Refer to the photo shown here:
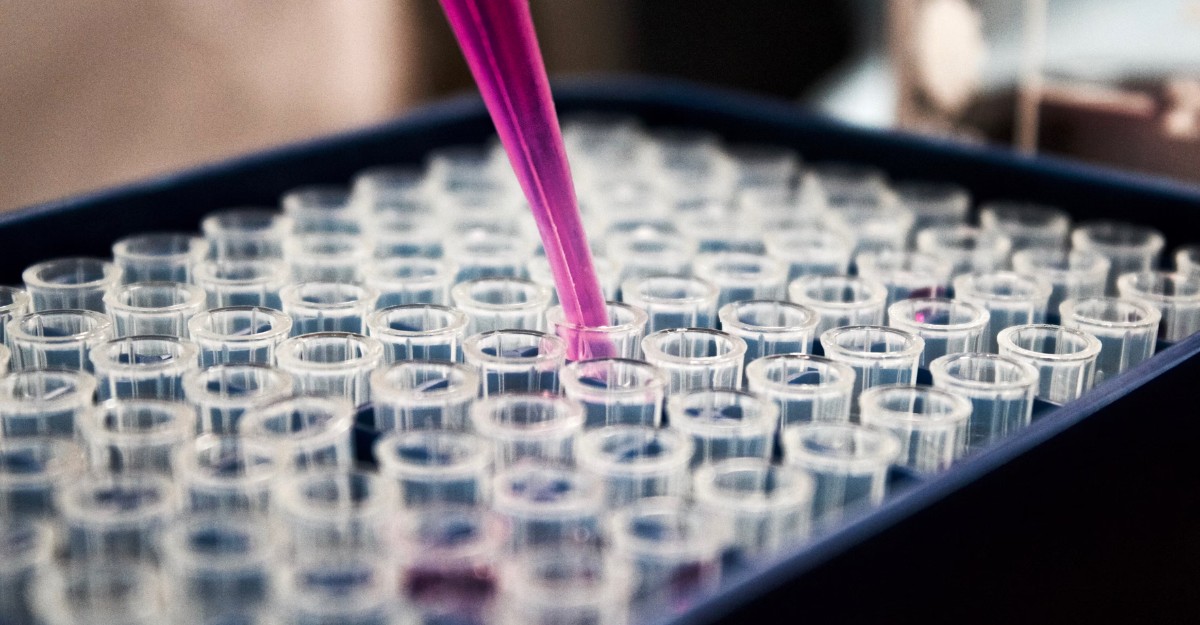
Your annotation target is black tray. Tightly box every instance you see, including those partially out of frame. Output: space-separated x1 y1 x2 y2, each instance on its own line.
8 77 1200 624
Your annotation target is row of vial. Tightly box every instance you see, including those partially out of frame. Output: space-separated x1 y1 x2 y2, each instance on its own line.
2 121 1200 625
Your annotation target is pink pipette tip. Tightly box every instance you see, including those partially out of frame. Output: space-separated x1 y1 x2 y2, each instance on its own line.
439 0 613 360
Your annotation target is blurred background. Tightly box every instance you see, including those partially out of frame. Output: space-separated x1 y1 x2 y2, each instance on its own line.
2 0 1198 212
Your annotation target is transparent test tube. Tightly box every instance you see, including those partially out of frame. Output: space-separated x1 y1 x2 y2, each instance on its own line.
1059 296 1160 384
375 430 492 507
782 423 901 527
444 227 536 282
608 498 721 613
0 286 32 345
160 517 273 622
893 180 971 245
576 425 693 508
463 330 567 397
692 458 815 556
22 257 120 312
620 275 719 333
952 271 1051 352
763 229 854 281
0 522 53 624
692 252 788 307
820 325 924 413
1116 271 1200 343
282 184 362 234
30 563 163 625
887 298 989 366
641 328 747 395
718 299 818 363
284 233 370 283
744 354 856 426
174 435 279 516
978 201 1071 251
667 389 776 466
366 257 458 307
201 207 292 260
546 301 648 361
560 358 667 428
111 232 207 283
80 399 193 475
929 352 1038 449
858 384 972 474
1072 220 1165 293
997 324 1102 404
238 396 355 472
188 306 292 366
470 393 584 468
788 275 887 338
916 226 1012 279
367 304 470 363
452 276 553 335
370 361 478 432
275 469 398 557
277 557 402 625
853 249 950 305
275 332 384 406
491 464 603 550
393 507 507 624
193 259 290 309
497 548 632 625
1011 248 1109 322
58 472 176 561
0 438 85 519
89 336 198 401
280 281 379 335
104 282 206 338
0 369 97 438
7 309 113 372
182 364 295 434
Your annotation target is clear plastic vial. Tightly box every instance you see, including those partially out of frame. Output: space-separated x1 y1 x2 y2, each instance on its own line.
560 358 668 428
182 363 295 434
744 353 856 426
366 257 458 307
763 229 855 281
280 281 379 335
275 469 399 558
978 201 1071 251
887 298 989 366
819 325 924 414
0 522 53 624
0 438 85 519
1011 249 1109 322
0 369 97 437
575 425 693 508
497 547 632 625
284 232 370 283
111 232 207 283
193 259 290 309
641 328 747 395
787 275 887 337
367 304 470 363
1059 297 1160 384
997 324 1102 404
174 435 279 516
952 271 1052 352
7 309 113 372
238 396 355 472
1116 271 1200 343
666 389 776 466
929 352 1039 449
470 393 585 468
375 430 492 507
608 497 722 613
80 399 193 475
782 423 901 527
858 384 972 474
692 458 815 556
201 207 292 260
58 472 176 561
621 275 720 333
275 332 384 406
452 277 553 335
1071 220 1165 293
692 252 788 307
0 286 31 345
491 464 603 550
160 516 274 622
370 360 478 431
718 300 818 364
916 225 1012 279
89 336 198 401
188 306 291 368
462 330 567 397
104 282 207 338
30 563 163 625
22 257 120 312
